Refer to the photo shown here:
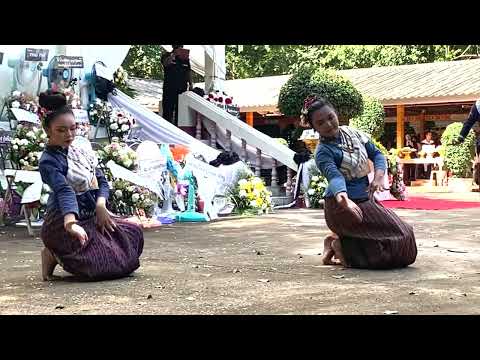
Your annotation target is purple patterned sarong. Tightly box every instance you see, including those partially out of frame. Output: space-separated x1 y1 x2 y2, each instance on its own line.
40 210 144 280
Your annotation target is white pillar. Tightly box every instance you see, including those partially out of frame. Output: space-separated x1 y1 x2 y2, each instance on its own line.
204 49 215 93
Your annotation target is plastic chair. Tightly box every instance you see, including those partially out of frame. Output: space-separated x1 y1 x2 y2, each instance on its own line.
430 170 447 186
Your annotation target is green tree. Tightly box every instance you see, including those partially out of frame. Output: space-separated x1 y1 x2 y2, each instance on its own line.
122 45 166 80
226 45 480 79
349 95 385 139
121 45 204 83
441 122 475 177
278 67 363 122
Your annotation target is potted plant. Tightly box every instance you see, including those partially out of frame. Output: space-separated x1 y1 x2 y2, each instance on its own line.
441 122 475 192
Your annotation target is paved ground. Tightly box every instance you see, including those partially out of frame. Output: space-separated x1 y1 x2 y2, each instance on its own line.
1 193 480 315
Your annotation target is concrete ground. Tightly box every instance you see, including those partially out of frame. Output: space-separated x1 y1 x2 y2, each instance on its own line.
1 192 480 315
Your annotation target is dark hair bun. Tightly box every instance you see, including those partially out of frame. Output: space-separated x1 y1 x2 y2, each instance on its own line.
38 90 67 111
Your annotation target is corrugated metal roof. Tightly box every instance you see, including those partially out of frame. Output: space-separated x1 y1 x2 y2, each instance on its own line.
128 59 480 111
339 59 480 105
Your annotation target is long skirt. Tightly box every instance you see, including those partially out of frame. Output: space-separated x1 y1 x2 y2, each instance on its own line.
40 210 144 280
324 197 417 269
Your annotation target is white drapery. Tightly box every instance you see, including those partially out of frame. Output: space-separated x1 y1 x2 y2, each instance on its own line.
108 90 220 161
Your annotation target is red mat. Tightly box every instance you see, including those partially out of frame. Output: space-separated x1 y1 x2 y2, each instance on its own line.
380 196 480 210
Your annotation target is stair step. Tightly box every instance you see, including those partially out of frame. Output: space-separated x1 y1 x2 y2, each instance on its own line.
272 195 294 208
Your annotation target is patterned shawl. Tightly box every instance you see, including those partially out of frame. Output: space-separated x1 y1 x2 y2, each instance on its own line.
65 145 99 195
324 126 371 181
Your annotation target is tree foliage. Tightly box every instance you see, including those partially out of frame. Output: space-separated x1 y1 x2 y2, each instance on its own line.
349 95 385 139
441 122 475 177
122 45 167 80
226 45 480 79
278 67 363 121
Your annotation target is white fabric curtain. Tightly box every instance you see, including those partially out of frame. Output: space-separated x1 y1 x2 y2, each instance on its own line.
108 90 220 161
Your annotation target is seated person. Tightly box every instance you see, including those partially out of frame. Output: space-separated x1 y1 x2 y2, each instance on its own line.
300 94 417 269
38 90 144 281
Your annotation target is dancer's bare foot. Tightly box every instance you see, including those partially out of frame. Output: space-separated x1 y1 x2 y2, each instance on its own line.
41 248 58 281
331 238 348 267
322 233 340 265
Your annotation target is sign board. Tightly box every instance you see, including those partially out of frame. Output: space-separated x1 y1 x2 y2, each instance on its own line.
72 109 89 124
0 130 13 145
56 55 84 68
25 48 49 62
0 52 3 65
9 108 40 124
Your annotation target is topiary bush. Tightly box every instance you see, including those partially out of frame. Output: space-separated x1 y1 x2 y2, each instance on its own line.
278 67 364 122
441 122 475 178
349 95 385 139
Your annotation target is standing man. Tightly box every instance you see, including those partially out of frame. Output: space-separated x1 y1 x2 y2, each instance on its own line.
161 45 194 126
457 100 480 144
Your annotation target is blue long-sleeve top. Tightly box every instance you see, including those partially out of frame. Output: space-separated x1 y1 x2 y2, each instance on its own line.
39 145 110 219
315 136 386 200
459 100 480 140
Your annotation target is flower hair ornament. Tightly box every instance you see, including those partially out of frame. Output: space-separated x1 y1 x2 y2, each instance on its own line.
300 95 319 127
37 107 54 123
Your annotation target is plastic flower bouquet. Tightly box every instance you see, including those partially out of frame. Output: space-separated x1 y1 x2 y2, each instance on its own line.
228 172 273 215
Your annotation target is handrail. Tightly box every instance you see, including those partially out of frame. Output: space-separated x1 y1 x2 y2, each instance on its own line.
178 92 298 170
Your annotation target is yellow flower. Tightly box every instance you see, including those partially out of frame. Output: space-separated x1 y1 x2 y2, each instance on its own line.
256 198 263 207
254 182 264 191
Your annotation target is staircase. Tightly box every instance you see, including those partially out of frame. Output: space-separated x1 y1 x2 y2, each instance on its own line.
178 92 298 206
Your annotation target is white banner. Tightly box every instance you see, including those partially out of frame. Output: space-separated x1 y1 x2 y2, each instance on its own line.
10 108 40 124
107 160 163 197
185 154 227 220
20 179 43 204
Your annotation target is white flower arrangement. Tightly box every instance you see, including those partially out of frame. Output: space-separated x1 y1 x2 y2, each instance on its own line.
305 166 328 209
88 99 113 126
9 124 46 170
5 90 39 115
96 139 138 182
110 179 157 217
109 109 135 139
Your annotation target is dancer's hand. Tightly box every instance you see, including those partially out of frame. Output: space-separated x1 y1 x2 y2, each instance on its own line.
453 135 465 145
368 176 385 199
66 223 88 246
335 192 361 214
96 205 116 235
